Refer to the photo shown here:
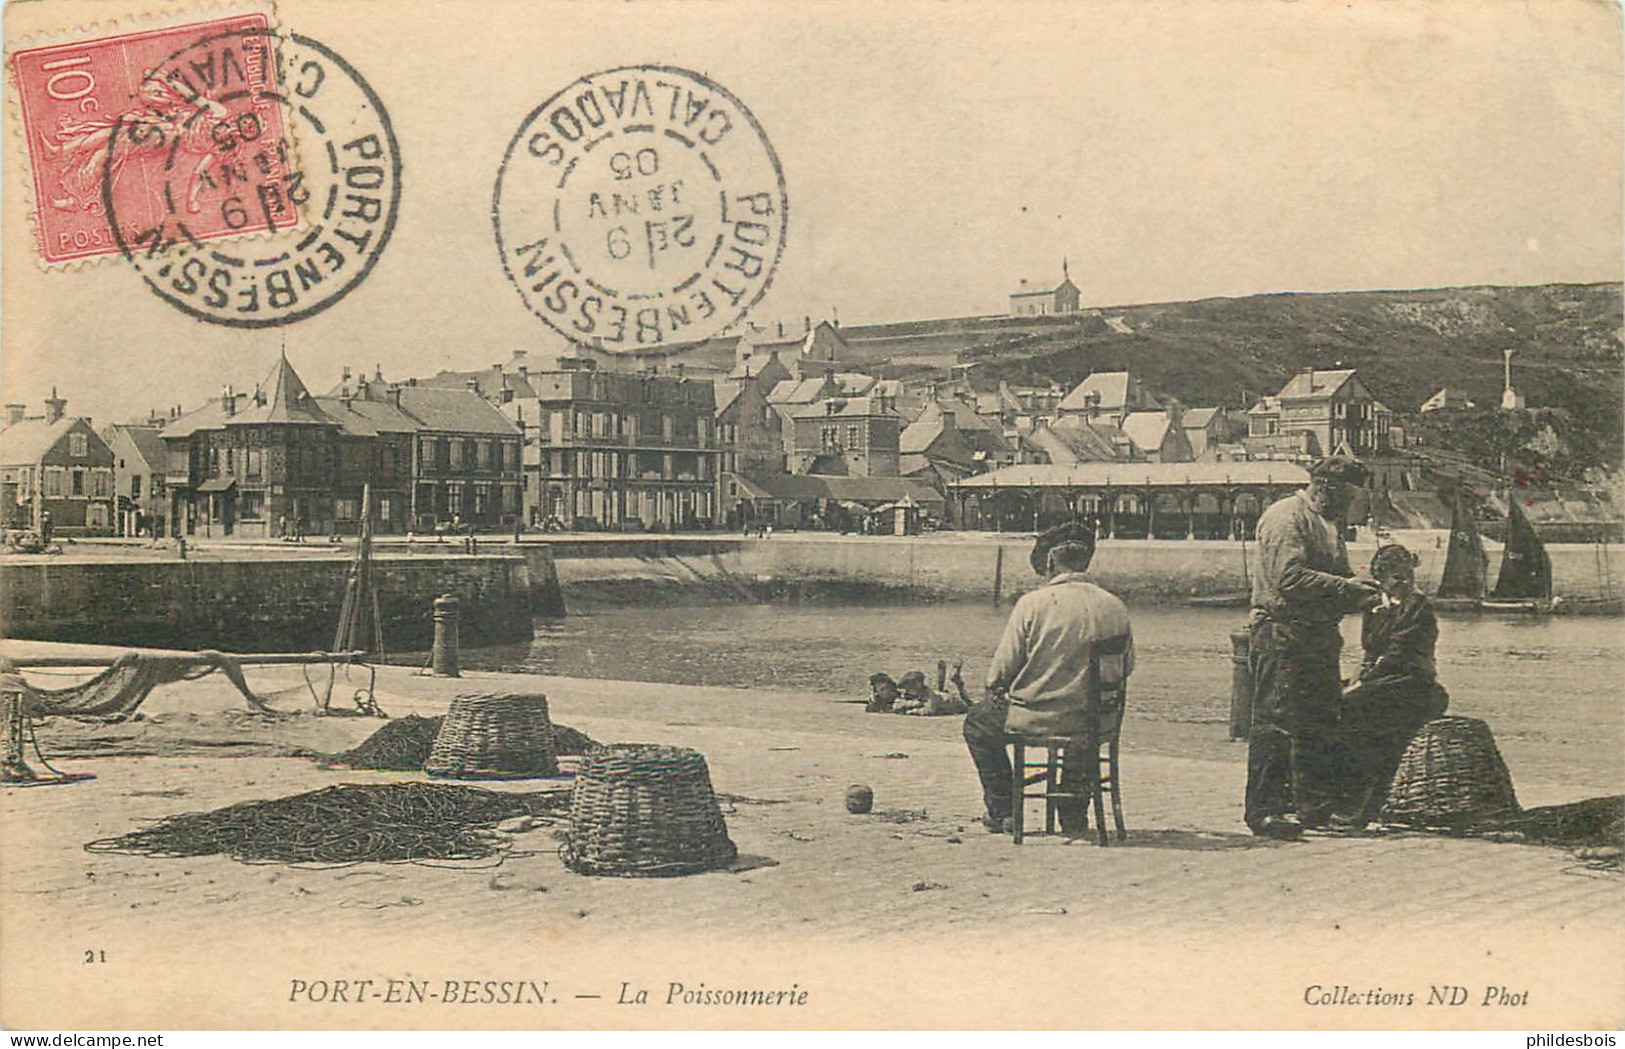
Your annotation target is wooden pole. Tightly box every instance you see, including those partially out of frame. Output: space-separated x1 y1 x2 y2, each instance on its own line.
5 651 369 668
992 544 1004 607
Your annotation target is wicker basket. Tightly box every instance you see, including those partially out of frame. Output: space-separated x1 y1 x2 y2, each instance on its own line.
1380 716 1521 828
424 692 560 780
560 744 737 877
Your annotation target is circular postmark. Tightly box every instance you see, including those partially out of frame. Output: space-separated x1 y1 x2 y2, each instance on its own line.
493 65 787 350
103 27 401 328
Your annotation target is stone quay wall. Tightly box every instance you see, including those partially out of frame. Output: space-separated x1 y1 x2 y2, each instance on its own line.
0 554 539 651
537 533 1623 605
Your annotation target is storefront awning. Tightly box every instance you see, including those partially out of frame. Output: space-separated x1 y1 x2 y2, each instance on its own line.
197 478 237 493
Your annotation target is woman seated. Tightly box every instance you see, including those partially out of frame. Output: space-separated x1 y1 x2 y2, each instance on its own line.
1338 543 1450 826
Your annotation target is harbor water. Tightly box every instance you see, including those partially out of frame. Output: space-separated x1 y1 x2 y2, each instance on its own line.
456 603 1625 792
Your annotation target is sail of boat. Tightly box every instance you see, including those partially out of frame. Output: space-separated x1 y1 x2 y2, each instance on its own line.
1490 493 1553 602
1437 488 1488 600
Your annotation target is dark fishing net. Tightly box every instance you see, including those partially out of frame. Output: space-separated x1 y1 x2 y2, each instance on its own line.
85 783 568 865
550 723 601 755
330 715 444 770
328 717 600 772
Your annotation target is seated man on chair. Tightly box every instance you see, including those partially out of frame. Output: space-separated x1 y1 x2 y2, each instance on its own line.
962 521 1135 834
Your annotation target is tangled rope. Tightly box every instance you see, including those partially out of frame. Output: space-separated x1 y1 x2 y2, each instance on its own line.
85 782 568 865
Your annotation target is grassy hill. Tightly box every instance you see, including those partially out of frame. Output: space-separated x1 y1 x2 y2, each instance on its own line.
839 283 1623 477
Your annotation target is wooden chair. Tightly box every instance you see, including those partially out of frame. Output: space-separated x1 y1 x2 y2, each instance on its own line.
1006 636 1129 845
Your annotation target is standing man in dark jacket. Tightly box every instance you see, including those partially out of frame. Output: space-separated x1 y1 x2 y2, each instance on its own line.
1246 456 1380 839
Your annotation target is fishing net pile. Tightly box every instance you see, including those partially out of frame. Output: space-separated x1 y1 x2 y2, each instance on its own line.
330 715 445 770
2 651 268 721
328 716 601 771
85 782 568 864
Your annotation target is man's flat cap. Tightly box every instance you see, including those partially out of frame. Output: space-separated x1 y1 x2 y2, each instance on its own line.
1030 520 1097 575
1309 455 1368 485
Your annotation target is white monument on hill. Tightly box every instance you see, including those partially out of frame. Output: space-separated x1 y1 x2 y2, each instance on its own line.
1500 348 1526 411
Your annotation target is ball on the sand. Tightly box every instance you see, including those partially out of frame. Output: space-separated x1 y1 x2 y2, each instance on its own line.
846 784 874 814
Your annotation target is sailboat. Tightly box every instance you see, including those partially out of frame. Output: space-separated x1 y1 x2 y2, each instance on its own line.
1481 494 1553 613
1433 488 1490 613
1433 487 1553 614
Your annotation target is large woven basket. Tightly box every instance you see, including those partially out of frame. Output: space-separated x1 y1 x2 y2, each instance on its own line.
424 692 559 780
560 744 737 877
1380 716 1521 828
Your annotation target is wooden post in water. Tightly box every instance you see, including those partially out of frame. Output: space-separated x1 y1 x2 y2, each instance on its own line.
992 545 1004 607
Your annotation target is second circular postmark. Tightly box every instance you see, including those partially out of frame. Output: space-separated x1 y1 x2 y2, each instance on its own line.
493 65 788 351
104 26 402 328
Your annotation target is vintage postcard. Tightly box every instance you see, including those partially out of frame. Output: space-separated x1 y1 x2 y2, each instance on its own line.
2 0 1621 1033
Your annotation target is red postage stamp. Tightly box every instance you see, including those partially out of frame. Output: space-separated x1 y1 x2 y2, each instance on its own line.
10 13 298 265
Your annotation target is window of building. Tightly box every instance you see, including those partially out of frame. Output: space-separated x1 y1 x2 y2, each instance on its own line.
240 491 265 520
822 426 838 450
71 469 85 496
448 440 463 468
378 497 391 522
69 432 87 457
92 471 112 498
335 498 358 521
246 449 263 479
474 484 488 516
464 440 478 469
846 425 859 449
131 475 142 499
477 441 492 470
419 436 435 461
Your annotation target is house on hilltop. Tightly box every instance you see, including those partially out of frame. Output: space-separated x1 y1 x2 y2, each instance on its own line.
1009 260 1082 317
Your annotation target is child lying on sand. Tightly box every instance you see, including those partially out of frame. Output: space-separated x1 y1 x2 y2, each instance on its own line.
867 661 971 716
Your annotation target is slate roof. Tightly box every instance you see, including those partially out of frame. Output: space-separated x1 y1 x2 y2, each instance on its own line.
1278 369 1356 400
162 358 518 441
1034 418 1136 463
0 417 76 465
1057 371 1135 413
713 381 745 415
788 396 898 420
1121 411 1174 454
394 387 519 435
105 424 168 471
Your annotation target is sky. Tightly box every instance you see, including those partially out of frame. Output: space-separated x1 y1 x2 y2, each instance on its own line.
3 0 1621 427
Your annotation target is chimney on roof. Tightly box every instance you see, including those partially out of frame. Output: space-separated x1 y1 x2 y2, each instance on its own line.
221 385 235 416
44 387 66 424
5 403 25 429
374 364 383 382
804 316 811 334
466 379 480 391
388 383 403 409
253 383 265 407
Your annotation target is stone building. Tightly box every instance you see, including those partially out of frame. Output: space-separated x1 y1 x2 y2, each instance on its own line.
1244 369 1392 460
789 394 902 477
1008 261 1082 317
0 391 115 535
103 423 169 536
164 355 520 538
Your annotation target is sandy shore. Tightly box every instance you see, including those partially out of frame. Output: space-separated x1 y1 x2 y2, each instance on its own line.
1 656 1620 1030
